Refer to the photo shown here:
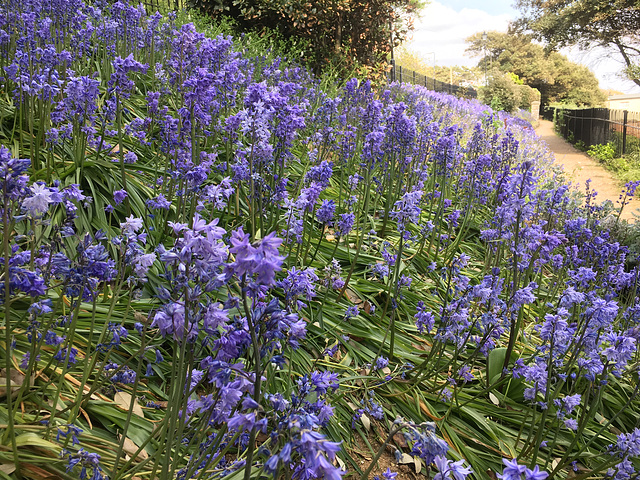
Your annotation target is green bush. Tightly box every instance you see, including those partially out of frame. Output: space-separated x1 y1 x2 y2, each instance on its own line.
480 72 518 112
587 142 615 161
588 142 629 172
515 84 541 111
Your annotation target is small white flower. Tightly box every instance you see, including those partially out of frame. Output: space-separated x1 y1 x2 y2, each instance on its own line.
22 183 53 216
120 215 143 235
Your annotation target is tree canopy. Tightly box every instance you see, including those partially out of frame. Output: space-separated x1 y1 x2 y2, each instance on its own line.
513 0 640 87
465 31 606 107
195 0 423 76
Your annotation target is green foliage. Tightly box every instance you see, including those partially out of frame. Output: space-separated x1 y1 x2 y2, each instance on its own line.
587 142 616 162
480 70 538 112
514 0 640 88
507 71 523 85
465 31 607 107
480 71 517 112
516 83 540 110
192 0 424 77
574 139 587 151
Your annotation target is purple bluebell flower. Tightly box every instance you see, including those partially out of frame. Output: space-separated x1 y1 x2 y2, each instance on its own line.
65 448 105 480
415 301 435 334
104 362 137 384
228 228 285 287
57 424 82 446
434 456 473 480
316 199 336 224
375 356 389 370
120 215 143 235
497 458 526 480
278 267 318 308
113 189 128 206
323 259 345 289
458 365 474 383
124 151 138 163
336 213 355 237
391 189 423 230
345 305 359 320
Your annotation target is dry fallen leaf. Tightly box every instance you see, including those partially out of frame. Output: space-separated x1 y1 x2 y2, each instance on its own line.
114 391 144 417
345 289 362 304
0 368 29 398
360 414 371 431
0 463 16 475
118 435 149 461
363 300 372 314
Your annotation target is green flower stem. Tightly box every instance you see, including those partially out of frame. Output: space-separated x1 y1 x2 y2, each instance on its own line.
2 188 20 476
242 280 262 480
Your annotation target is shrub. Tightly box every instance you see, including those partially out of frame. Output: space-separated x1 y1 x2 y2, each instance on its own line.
587 142 630 172
480 72 518 112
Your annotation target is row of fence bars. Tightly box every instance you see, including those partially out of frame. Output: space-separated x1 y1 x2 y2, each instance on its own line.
139 0 185 14
546 106 640 157
388 60 478 99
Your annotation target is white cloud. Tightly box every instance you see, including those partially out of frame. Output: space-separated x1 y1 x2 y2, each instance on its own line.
404 2 511 67
403 1 640 93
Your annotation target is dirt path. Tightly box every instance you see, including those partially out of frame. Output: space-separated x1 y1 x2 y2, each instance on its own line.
535 119 637 222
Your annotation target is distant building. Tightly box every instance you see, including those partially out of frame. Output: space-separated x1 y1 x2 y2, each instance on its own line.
606 93 640 112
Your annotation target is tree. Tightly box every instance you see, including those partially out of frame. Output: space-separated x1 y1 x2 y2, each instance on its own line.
477 70 540 113
194 0 424 77
465 31 607 107
480 71 519 112
513 0 640 87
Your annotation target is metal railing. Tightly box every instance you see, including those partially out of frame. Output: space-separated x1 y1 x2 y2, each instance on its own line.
139 0 186 14
389 60 477 99
547 106 640 157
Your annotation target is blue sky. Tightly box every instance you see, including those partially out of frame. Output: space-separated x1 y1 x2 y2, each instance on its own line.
406 1 640 93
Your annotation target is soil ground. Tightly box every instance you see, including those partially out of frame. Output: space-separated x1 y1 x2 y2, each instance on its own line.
535 119 638 222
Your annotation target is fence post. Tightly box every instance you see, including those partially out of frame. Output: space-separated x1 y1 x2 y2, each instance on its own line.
390 59 395 83
413 70 416 85
623 110 628 155
398 65 402 83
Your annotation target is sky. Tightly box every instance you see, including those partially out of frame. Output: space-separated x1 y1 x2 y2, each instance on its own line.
405 1 640 94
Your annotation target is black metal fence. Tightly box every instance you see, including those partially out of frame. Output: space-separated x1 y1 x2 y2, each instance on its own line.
139 0 185 13
546 106 640 157
389 61 477 99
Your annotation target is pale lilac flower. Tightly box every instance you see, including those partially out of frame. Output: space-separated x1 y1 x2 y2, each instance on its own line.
22 183 54 216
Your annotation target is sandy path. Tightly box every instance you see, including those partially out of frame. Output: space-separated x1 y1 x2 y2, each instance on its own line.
535 119 637 222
